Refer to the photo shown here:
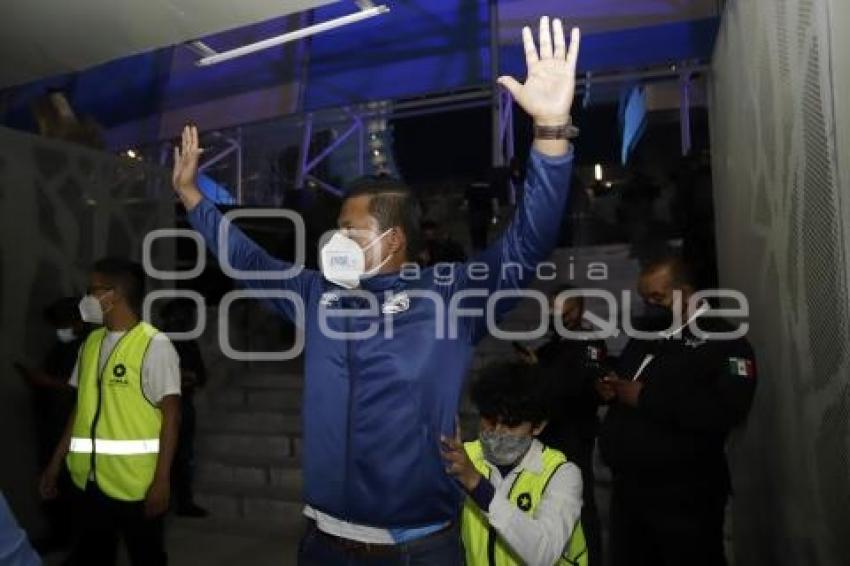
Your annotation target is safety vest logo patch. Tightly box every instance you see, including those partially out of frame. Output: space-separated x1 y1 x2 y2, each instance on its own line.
728 357 755 379
110 363 128 384
516 492 532 512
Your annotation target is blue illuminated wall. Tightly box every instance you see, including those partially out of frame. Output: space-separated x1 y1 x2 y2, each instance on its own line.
499 17 719 78
0 14 305 139
304 0 491 111
0 2 718 148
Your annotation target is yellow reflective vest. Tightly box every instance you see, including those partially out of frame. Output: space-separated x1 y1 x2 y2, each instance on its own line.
66 322 162 501
461 440 588 566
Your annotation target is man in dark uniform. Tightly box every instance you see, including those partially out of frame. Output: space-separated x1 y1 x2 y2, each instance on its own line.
516 286 607 565
599 257 757 566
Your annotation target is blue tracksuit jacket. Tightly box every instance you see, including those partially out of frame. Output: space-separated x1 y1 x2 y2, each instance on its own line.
187 148 573 527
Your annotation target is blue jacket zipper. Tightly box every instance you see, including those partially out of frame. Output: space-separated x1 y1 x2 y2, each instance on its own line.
343 299 355 519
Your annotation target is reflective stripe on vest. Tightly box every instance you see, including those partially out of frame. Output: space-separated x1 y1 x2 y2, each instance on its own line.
66 322 163 502
461 440 588 566
69 438 160 455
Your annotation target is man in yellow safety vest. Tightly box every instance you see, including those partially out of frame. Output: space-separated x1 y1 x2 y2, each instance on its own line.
39 258 181 566
442 361 588 566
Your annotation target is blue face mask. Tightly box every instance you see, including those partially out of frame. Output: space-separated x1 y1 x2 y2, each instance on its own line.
480 429 533 466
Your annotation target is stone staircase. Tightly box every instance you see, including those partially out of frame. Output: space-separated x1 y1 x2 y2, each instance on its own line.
193 369 306 537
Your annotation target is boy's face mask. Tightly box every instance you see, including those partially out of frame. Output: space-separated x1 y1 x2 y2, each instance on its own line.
479 429 533 467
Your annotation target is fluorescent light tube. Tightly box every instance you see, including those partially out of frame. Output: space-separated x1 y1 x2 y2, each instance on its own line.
197 5 390 67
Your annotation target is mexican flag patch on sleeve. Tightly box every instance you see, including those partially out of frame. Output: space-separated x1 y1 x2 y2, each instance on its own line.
728 357 755 378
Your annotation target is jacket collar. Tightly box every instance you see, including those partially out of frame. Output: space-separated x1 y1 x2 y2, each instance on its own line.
355 271 406 293
660 301 711 339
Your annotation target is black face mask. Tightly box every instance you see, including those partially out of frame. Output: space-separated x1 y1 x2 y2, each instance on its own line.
640 302 673 331
550 314 575 333
550 314 561 332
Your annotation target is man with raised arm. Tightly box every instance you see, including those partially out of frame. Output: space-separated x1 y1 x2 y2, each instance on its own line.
173 17 580 564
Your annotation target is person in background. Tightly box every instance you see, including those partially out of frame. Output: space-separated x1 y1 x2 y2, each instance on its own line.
161 298 209 518
13 297 87 553
442 362 586 566
598 257 757 566
515 286 607 565
39 258 181 566
419 219 467 266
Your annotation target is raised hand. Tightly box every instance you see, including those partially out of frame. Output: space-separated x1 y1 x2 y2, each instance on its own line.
172 124 203 210
498 17 581 128
441 418 482 492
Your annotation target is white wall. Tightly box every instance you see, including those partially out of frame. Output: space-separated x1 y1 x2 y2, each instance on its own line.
710 1 850 564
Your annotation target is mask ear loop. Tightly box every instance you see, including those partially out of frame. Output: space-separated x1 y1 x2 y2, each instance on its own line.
361 228 395 278
361 228 394 252
100 289 116 317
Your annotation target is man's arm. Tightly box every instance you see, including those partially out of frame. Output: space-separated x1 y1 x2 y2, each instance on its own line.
485 464 583 566
0 493 42 566
456 149 573 291
450 19 580 340
14 362 73 391
637 341 757 432
40 405 76 500
145 394 180 518
173 125 319 321
143 338 182 517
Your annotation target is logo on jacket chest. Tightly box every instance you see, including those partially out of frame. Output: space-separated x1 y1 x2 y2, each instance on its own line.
381 292 410 314
319 291 411 314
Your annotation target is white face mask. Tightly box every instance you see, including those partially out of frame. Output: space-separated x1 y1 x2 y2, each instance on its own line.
56 328 77 343
78 294 106 325
320 229 393 289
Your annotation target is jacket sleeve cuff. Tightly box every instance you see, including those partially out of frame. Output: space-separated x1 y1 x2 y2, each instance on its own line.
186 197 214 225
486 491 517 531
469 478 496 512
529 145 575 166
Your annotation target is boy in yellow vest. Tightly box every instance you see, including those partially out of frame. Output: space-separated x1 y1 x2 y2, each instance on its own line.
39 258 181 566
442 362 587 566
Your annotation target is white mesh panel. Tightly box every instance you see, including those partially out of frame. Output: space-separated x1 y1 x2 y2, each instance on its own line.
710 0 850 564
